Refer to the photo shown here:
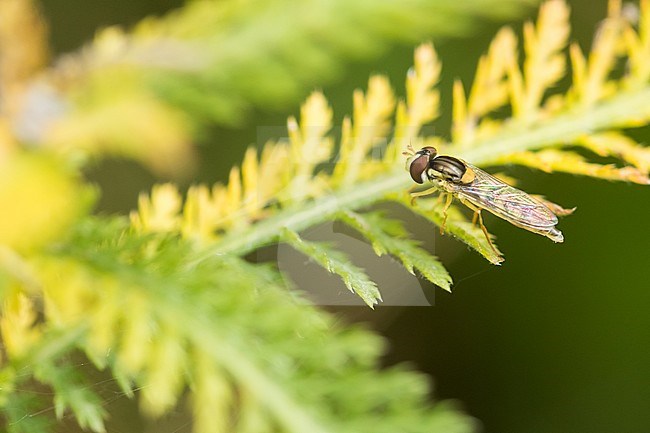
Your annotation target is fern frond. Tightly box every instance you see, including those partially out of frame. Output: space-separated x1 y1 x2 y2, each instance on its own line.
130 183 183 233
332 76 396 186
287 92 334 201
281 228 381 307
59 0 533 124
0 0 534 177
337 210 453 291
447 0 650 186
575 132 650 173
4 0 650 431
453 27 517 144
10 218 475 433
0 324 89 432
622 0 650 88
1 392 53 433
491 149 650 184
516 0 570 119
34 361 106 433
569 1 624 106
391 43 442 160
142 0 650 282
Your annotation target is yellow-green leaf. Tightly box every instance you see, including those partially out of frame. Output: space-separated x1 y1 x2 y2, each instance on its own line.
494 149 650 184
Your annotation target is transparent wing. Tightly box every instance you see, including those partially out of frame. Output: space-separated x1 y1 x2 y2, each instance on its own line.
456 164 558 228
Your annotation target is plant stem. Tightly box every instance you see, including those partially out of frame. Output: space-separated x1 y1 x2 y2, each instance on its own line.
206 171 409 257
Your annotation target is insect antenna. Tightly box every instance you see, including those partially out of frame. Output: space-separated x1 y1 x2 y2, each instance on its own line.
402 143 416 156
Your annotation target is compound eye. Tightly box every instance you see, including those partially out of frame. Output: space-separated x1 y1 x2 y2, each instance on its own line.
408 153 429 184
420 146 438 158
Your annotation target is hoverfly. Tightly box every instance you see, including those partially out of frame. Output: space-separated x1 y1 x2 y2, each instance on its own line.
404 146 571 256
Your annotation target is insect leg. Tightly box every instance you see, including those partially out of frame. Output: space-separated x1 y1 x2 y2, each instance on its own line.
459 198 501 258
440 193 453 234
477 211 501 257
471 210 479 226
409 186 438 205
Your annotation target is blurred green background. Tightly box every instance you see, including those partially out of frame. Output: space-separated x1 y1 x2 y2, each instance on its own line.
39 0 650 432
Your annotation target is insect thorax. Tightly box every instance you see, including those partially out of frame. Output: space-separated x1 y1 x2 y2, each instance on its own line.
429 156 473 184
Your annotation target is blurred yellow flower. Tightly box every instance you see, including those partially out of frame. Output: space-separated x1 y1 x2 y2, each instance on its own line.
0 154 94 252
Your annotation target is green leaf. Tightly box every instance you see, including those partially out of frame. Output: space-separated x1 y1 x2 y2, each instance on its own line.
34 362 107 433
280 228 382 306
2 392 53 433
337 210 453 291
